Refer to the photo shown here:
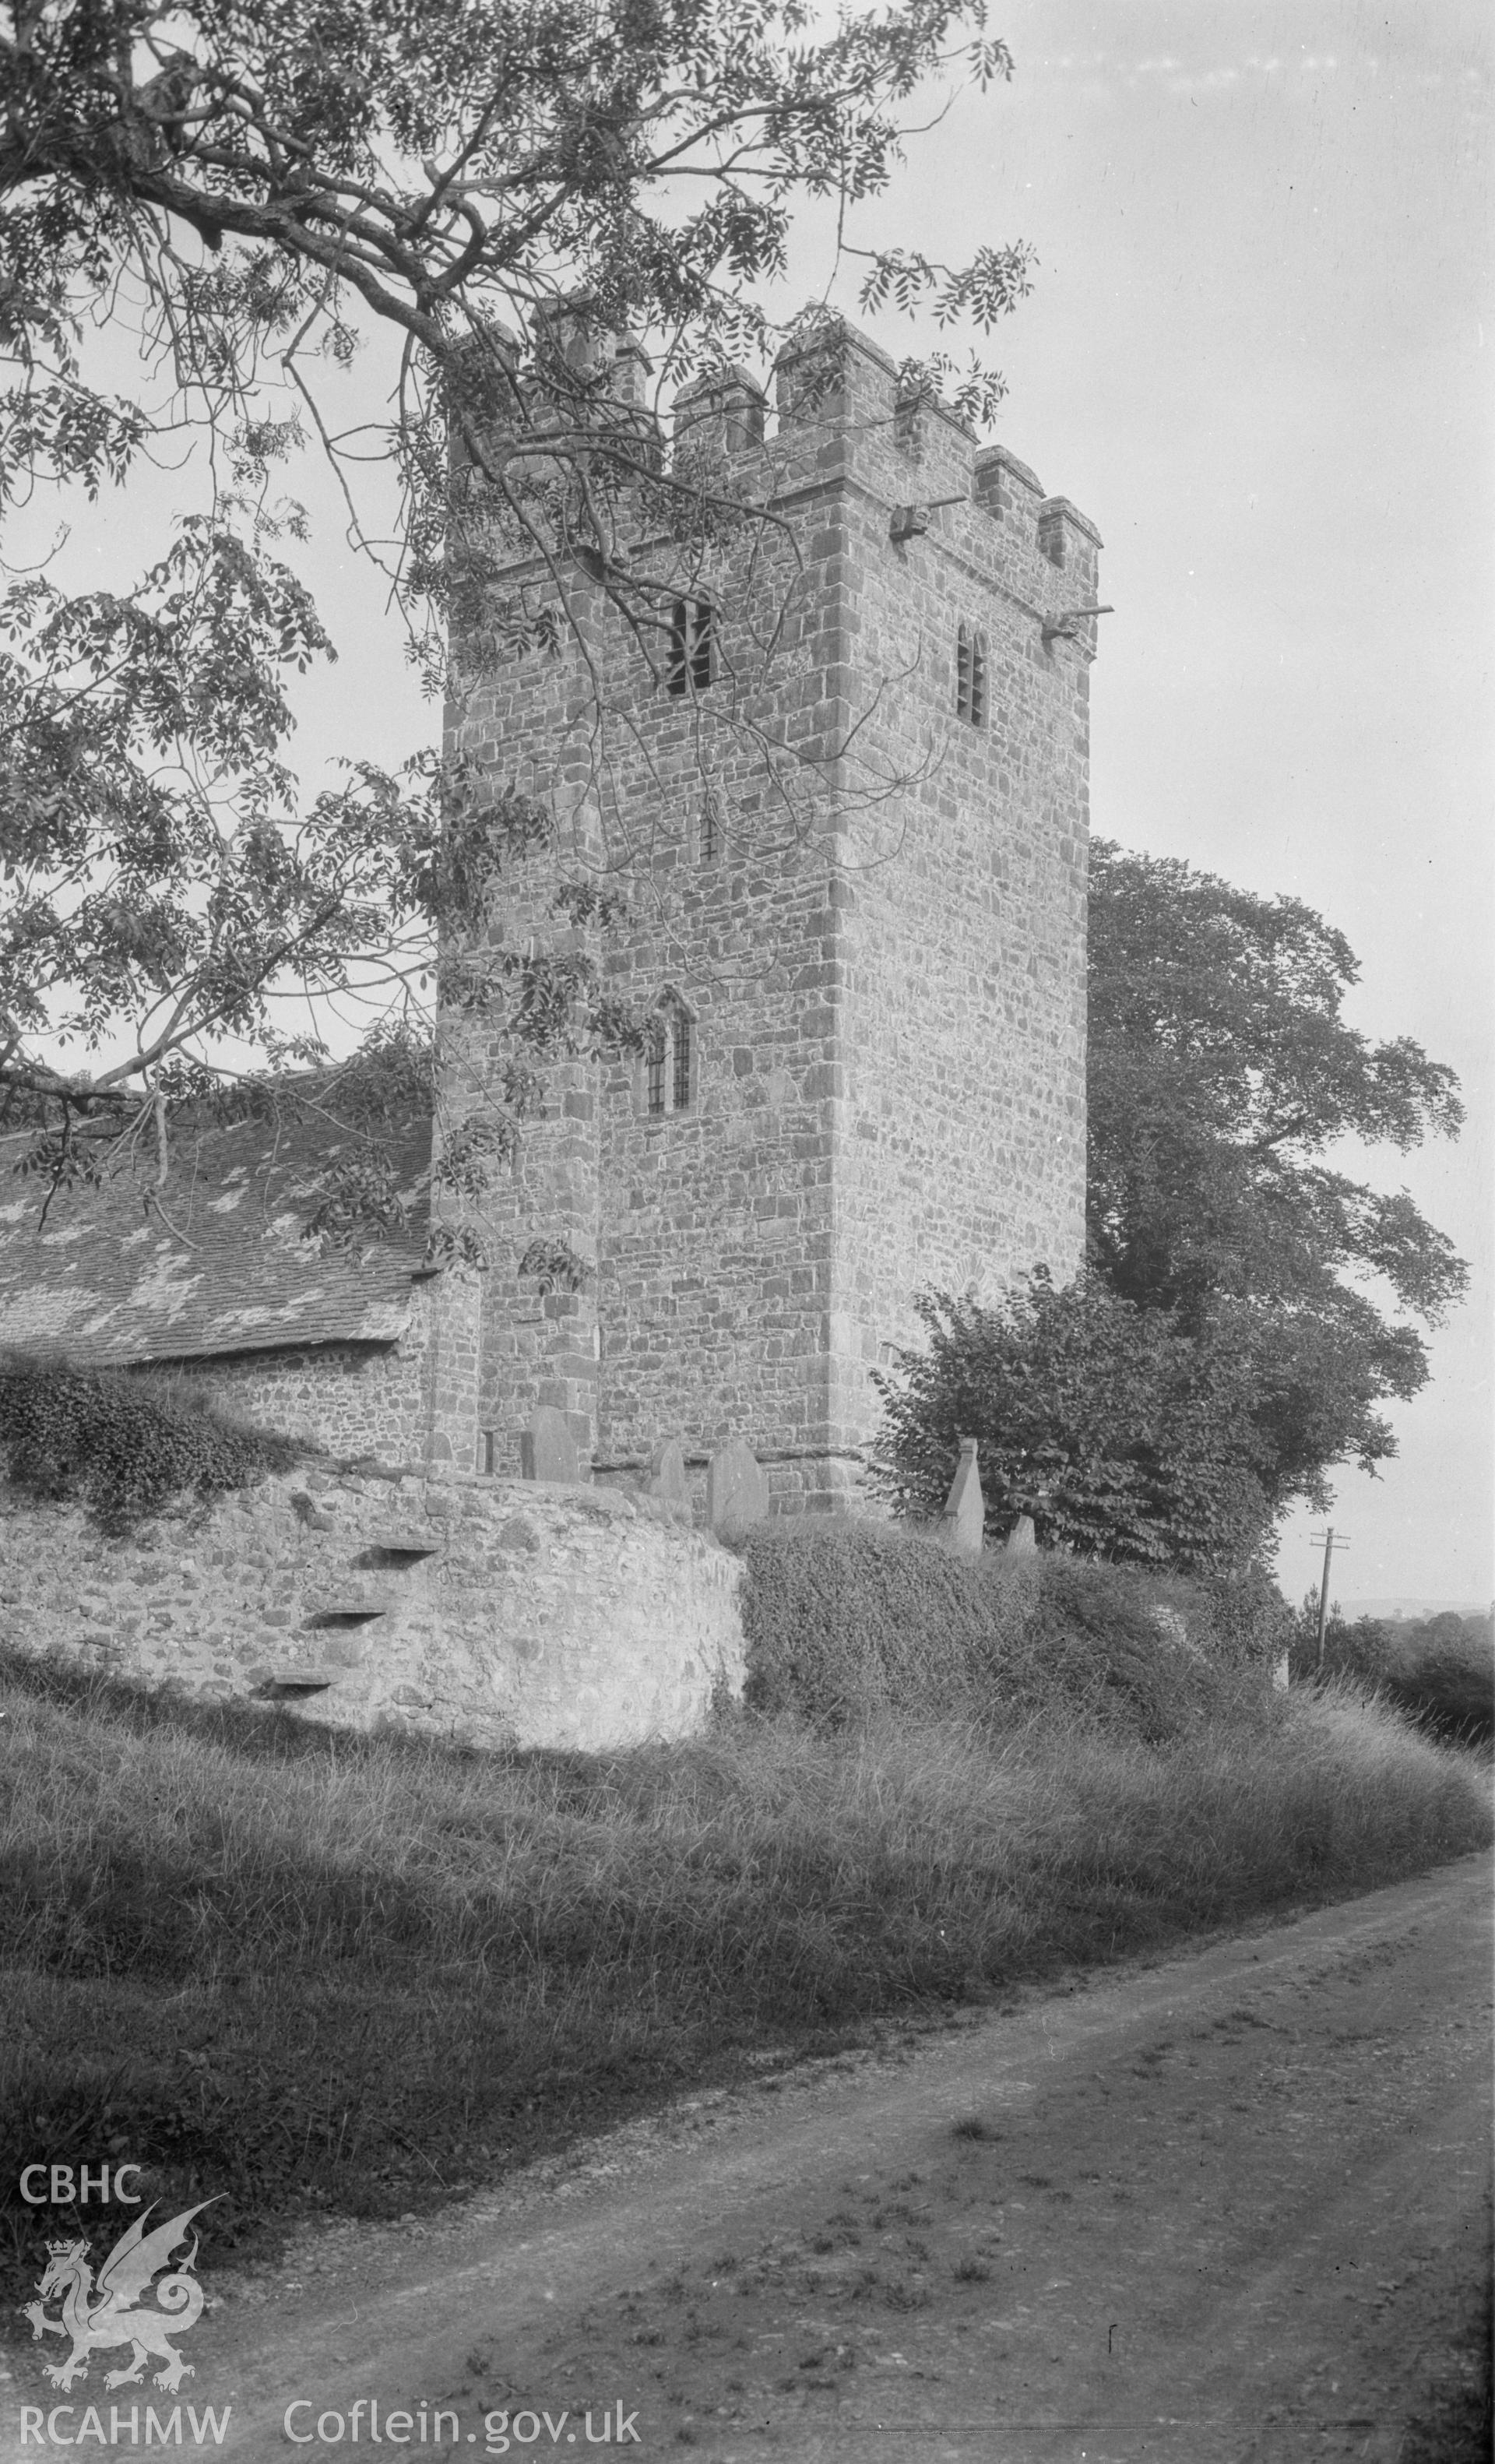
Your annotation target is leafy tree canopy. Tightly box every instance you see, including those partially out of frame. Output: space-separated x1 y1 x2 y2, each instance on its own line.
877 848 1468 1568
1 0 1027 1230
1086 839 1466 1497
1087 840 1465 1319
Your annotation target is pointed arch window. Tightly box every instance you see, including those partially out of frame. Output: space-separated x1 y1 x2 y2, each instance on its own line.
645 1016 667 1114
642 991 695 1116
956 621 988 726
667 597 717 696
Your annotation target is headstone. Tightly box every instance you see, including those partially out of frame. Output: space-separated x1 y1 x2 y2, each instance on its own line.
939 1437 984 1558
519 1405 579 1484
645 1436 685 1502
707 1438 769 1541
646 1437 689 1511
1004 1512 1037 1555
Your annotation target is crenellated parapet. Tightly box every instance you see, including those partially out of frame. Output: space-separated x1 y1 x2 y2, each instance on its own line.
457 312 1104 671
653 317 1103 654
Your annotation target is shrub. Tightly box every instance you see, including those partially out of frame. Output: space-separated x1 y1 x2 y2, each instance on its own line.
871 1276 1273 1571
1178 1561 1296 1672
1381 1614 1494 1745
738 1519 1281 1741
740 1519 1032 1724
0 1350 302 1532
1289 1612 1398 1687
1288 1608 1494 1745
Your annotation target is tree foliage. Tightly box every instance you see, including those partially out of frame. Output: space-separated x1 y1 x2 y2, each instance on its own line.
1085 840 1465 1494
1 0 1028 1229
876 849 1468 1568
872 1274 1275 1571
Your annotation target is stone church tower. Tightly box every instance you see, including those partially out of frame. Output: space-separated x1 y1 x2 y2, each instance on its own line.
430 321 1101 1511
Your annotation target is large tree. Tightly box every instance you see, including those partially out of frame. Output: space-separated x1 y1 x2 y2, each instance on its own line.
1086 839 1466 1508
874 847 1467 1567
0 0 1028 1223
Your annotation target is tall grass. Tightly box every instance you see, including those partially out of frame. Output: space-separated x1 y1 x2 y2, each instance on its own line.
2 1645 1488 2309
738 1520 1288 1737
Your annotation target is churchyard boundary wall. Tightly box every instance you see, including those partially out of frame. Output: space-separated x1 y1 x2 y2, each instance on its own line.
0 1463 744 1751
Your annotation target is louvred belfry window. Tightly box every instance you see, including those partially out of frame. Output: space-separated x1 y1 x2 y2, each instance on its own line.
667 598 717 696
672 1012 692 1113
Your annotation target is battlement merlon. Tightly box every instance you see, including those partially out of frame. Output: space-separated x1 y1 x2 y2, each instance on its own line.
681 319 1103 575
772 319 903 437
673 365 769 463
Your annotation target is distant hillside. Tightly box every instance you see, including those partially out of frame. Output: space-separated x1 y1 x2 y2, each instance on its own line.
1342 1599 1491 1625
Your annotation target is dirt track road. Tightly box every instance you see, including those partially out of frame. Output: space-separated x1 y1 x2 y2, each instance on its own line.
7 1856 1491 2462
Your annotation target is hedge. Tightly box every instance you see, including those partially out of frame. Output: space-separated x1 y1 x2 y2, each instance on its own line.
0 1352 302 1532
739 1518 1289 1741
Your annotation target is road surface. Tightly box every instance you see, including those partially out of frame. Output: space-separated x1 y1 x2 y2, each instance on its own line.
6 1854 1490 2461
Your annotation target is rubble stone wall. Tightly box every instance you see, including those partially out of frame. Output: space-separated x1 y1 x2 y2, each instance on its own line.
155 1306 434 1463
0 1464 745 1752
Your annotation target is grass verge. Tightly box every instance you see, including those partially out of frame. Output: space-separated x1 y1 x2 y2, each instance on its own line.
1396 2189 1494 2464
2 1646 1489 2315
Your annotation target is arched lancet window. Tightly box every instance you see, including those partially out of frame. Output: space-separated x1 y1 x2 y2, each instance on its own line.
956 621 988 726
645 993 695 1116
645 1015 667 1114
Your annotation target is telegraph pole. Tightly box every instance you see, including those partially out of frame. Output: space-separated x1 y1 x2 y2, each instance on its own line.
1309 1526 1349 1674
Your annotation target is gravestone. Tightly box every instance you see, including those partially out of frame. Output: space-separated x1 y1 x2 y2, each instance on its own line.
646 1437 689 1512
1004 1512 1036 1555
707 1438 769 1541
938 1436 984 1558
519 1405 579 1484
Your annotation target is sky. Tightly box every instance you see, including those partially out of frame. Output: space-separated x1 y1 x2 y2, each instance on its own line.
847 0 1493 1609
14 1 1491 1607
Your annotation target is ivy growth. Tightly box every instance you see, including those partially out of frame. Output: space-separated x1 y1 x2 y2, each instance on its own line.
0 1353 302 1533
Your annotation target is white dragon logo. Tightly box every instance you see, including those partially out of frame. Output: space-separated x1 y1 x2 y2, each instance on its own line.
21 2199 218 2392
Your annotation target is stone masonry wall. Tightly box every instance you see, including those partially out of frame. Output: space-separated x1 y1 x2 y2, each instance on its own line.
443 466 844 1488
0 1465 745 1752
819 343 1094 1434
441 321 1097 1507
156 1310 434 1463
